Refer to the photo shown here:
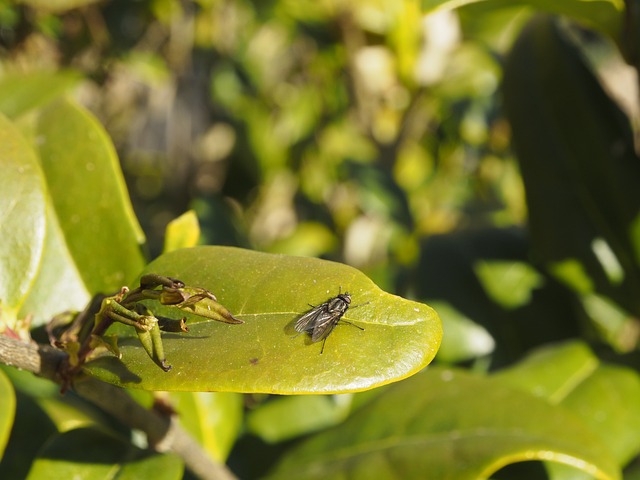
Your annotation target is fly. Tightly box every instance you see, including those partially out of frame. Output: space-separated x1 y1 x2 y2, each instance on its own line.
294 290 367 354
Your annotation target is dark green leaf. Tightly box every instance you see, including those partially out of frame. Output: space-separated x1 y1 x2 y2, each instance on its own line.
0 369 15 458
503 15 640 317
26 427 183 480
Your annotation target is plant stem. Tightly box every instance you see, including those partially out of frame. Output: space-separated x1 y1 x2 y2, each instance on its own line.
0 335 237 480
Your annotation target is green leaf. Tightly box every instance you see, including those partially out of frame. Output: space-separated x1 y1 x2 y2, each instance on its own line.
267 368 620 480
580 293 639 352
422 0 624 40
431 301 495 363
0 383 58 479
36 98 146 294
474 260 544 309
247 394 353 443
0 71 81 119
17 202 90 327
163 210 201 253
494 341 598 401
83 246 442 393
503 15 640 317
0 369 16 459
495 341 640 468
170 391 243 462
0 113 47 325
2 367 103 433
26 427 183 480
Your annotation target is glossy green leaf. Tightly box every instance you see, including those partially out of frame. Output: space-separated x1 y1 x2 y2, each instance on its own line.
36 98 146 294
83 246 442 393
0 114 47 325
247 394 353 443
422 0 623 40
494 341 598 401
17 202 90 327
267 368 620 480
0 369 15 459
170 391 243 461
495 341 640 469
503 15 640 319
0 71 81 119
163 210 201 253
431 301 495 363
26 427 183 480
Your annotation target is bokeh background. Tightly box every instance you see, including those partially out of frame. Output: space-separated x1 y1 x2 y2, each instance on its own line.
2 0 640 477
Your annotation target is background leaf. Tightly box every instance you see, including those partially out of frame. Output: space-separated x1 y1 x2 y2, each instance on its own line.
83 246 442 393
163 210 201 253
26 427 183 480
495 341 640 471
0 71 81 119
424 0 623 39
0 369 15 459
431 301 495 363
503 15 640 321
247 394 354 443
267 367 620 480
170 391 243 462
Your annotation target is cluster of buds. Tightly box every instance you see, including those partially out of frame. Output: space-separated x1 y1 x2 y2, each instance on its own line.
49 274 242 390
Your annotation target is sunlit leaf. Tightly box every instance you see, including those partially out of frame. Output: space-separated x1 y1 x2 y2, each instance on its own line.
474 260 544 309
163 210 201 253
267 367 620 480
170 391 242 462
0 114 47 326
83 246 442 393
17 202 90 327
580 293 640 352
431 301 495 362
495 341 640 469
247 394 353 443
36 98 146 294
422 0 623 39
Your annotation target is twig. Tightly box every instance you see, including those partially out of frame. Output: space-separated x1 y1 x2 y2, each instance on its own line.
0 335 237 480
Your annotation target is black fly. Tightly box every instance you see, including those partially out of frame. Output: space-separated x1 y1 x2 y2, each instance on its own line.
294 291 367 354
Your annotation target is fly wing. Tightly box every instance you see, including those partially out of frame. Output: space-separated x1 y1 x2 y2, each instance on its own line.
294 304 326 333
309 313 340 342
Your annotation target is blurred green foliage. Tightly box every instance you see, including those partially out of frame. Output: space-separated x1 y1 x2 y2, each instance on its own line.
1 0 640 478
